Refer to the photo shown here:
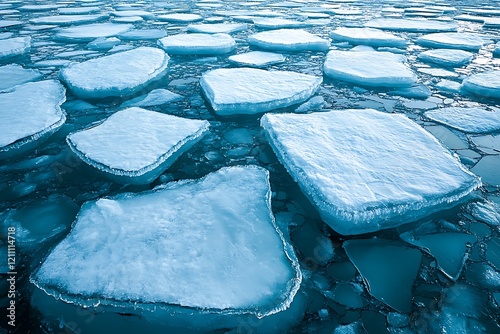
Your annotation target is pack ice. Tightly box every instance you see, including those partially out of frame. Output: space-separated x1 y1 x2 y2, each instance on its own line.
248 29 330 52
462 70 500 99
324 50 416 88
59 47 169 99
0 64 42 91
55 23 133 42
329 27 407 48
261 109 480 235
31 166 301 330
158 33 236 55
0 81 66 159
0 37 30 60
364 18 458 33
187 23 247 34
417 49 473 67
416 33 488 51
66 108 209 184
200 68 322 116
228 51 285 67
425 107 500 134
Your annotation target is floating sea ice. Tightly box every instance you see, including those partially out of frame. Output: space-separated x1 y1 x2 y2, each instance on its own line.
111 10 155 19
344 239 422 313
253 18 312 29
425 107 500 134
66 107 209 184
324 50 416 88
471 156 500 186
470 201 500 226
118 29 166 40
248 29 330 52
187 23 248 34
158 33 236 55
435 79 462 93
462 70 500 99
157 13 203 23
329 27 407 48
0 81 66 159
364 18 458 33
260 109 480 235
0 64 43 91
58 6 100 15
19 4 61 12
388 84 431 99
60 47 169 99
418 49 473 67
484 17 500 28
30 14 109 26
0 20 23 29
87 37 121 51
228 51 285 67
31 166 302 331
55 23 134 42
120 89 183 108
416 32 489 51
494 42 500 58
200 67 322 116
0 37 31 60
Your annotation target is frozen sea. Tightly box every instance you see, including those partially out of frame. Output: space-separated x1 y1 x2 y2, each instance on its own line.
0 0 500 333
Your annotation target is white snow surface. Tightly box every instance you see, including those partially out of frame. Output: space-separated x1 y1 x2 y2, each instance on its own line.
365 18 458 32
0 37 31 59
248 29 330 51
462 70 500 99
158 33 236 55
329 27 407 48
425 107 500 134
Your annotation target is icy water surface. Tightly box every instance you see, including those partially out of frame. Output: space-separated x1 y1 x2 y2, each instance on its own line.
1 0 500 333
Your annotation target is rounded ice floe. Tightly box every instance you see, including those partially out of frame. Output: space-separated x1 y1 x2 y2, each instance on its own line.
157 13 203 23
365 18 458 33
260 109 481 235
55 23 134 42
31 166 301 330
253 18 311 29
248 29 330 52
58 7 100 15
425 107 500 134
329 27 407 48
228 51 285 67
111 10 154 19
416 33 489 51
0 37 31 60
59 47 170 99
417 49 473 67
158 33 236 55
200 67 322 116
462 70 500 100
120 89 183 108
0 80 66 159
0 20 23 29
324 50 416 88
118 29 167 40
30 14 109 26
66 107 209 184
186 23 248 34
0 64 43 91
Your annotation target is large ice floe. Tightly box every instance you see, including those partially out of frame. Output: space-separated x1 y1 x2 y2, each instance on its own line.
158 33 236 55
59 47 169 99
461 70 500 99
0 80 66 159
248 29 330 52
66 108 209 184
260 109 481 235
55 23 133 42
200 67 322 116
228 51 285 67
416 32 489 51
329 27 407 48
364 18 458 33
425 107 500 134
0 36 31 60
31 166 303 332
187 23 248 34
30 14 109 26
417 49 473 67
323 49 416 88
0 64 42 90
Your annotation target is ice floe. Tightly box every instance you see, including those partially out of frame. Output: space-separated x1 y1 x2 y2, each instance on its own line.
248 29 330 52
425 107 500 134
462 70 500 99
0 37 31 60
417 49 474 67
329 27 407 48
416 32 489 51
118 28 166 40
261 109 480 235
253 18 311 29
60 47 169 99
200 67 322 116
228 51 285 67
158 33 236 55
30 14 109 26
365 18 458 32
157 13 203 23
66 108 209 184
120 89 183 108
55 23 133 42
0 64 43 91
187 23 247 34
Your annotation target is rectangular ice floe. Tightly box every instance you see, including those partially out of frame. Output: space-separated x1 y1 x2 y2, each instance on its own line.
261 109 481 235
66 107 209 184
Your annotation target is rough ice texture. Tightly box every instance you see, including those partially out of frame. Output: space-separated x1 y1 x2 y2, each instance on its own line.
329 27 407 48
200 67 322 116
248 29 330 52
425 107 500 134
324 50 416 88
261 109 481 235
59 47 169 99
67 107 209 184
228 51 285 67
157 13 203 22
0 64 43 91
416 33 488 51
253 18 310 29
0 37 30 60
0 81 66 157
365 18 458 33
120 89 183 108
31 166 301 317
55 23 133 42
118 29 167 40
30 14 109 26
462 71 500 99
417 49 473 67
187 23 248 34
158 33 236 55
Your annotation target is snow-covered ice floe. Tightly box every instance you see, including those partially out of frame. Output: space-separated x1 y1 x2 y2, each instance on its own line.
54 23 133 42
0 64 43 91
66 108 209 184
323 49 416 88
364 18 458 33
0 37 31 60
425 107 500 134
329 27 407 48
461 70 500 100
200 67 322 116
59 47 169 99
31 166 303 332
261 109 481 235
29 14 109 26
416 32 489 51
158 33 236 55
417 49 473 67
187 23 248 34
248 29 330 52
157 13 203 23
228 51 285 67
0 80 66 159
